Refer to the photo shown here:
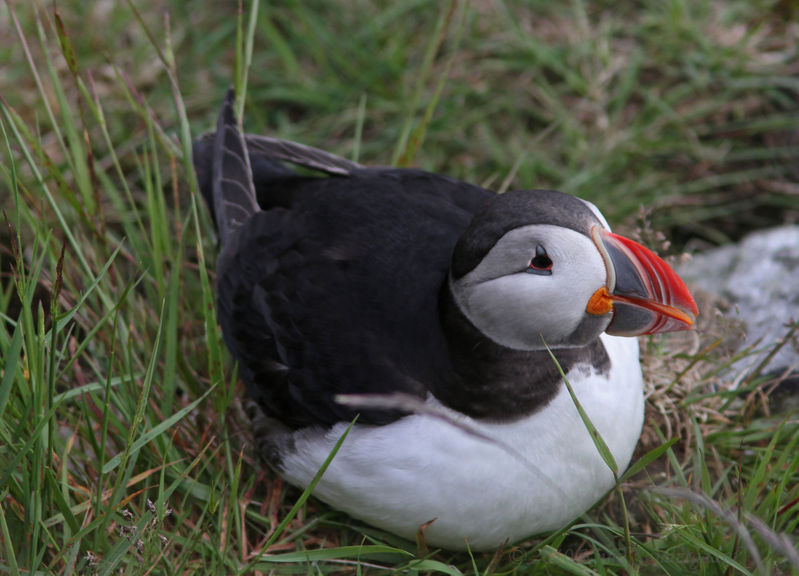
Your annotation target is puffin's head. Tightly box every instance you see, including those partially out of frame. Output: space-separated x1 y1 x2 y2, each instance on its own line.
449 189 697 350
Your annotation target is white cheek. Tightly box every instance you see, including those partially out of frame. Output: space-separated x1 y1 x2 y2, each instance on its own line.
464 276 580 347
462 260 605 349
451 225 610 350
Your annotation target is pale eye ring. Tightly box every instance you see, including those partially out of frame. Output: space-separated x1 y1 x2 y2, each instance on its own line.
526 244 553 276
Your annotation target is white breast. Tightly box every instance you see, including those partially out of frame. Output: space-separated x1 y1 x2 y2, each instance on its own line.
277 334 644 551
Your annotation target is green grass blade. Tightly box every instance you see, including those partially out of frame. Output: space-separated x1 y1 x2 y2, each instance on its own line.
0 491 21 576
541 338 618 475
540 545 600 575
236 0 259 120
0 322 23 418
676 529 755 576
392 1 457 166
620 436 680 482
397 1 467 166
101 381 215 476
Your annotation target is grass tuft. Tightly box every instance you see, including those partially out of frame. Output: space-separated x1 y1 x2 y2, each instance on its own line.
1 1 797 574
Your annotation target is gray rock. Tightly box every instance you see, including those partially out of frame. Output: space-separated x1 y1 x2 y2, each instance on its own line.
679 226 799 380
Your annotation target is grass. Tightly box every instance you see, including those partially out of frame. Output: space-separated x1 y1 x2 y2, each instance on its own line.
1 0 798 574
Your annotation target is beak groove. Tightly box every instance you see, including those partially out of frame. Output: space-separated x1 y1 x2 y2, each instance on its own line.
590 227 698 336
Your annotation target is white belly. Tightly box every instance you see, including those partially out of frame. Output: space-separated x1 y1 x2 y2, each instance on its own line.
277 334 644 550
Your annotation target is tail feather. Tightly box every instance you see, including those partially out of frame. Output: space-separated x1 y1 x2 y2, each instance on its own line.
210 88 260 243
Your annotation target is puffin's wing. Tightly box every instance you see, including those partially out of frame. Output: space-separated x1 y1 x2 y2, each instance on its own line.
215 202 433 429
197 91 433 430
244 134 363 176
194 130 362 177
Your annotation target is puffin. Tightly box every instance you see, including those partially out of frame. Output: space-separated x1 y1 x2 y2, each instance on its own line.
193 89 698 551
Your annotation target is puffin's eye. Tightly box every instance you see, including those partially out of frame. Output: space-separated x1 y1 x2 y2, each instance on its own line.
527 244 553 276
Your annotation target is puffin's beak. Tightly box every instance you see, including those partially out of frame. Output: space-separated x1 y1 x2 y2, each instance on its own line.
586 227 698 336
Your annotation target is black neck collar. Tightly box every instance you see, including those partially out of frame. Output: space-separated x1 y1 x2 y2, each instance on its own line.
435 283 610 422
